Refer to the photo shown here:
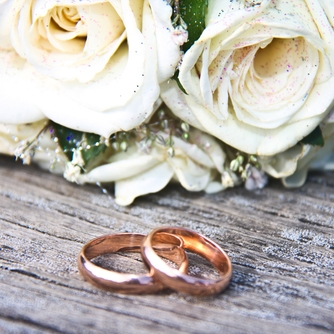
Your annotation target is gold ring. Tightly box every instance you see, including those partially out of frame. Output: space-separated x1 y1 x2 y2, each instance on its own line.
141 227 232 296
78 233 188 294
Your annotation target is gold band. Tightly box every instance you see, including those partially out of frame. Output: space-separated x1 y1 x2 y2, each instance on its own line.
141 227 232 296
78 233 188 294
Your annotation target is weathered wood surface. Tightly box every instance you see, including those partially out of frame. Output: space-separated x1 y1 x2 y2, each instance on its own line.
0 154 333 334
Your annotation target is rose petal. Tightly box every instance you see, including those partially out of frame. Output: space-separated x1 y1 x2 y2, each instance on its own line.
166 135 215 169
78 152 159 183
189 129 226 174
319 0 334 27
0 0 18 49
204 181 224 193
169 156 211 191
282 167 308 188
149 0 181 82
0 51 46 124
259 145 309 178
115 162 174 205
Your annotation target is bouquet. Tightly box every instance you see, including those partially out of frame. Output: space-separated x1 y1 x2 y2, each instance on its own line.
0 0 333 205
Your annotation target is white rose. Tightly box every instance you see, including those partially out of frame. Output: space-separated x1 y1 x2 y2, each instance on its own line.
0 0 180 136
161 0 334 156
76 129 227 205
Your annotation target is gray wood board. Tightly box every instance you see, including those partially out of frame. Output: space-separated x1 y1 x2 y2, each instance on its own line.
0 154 333 333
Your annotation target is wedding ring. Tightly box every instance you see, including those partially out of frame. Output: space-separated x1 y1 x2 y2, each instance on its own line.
141 227 232 296
78 233 188 294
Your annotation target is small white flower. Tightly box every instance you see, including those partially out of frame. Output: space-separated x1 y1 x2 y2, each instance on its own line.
172 25 188 46
64 163 82 184
71 149 85 168
245 167 268 190
221 171 235 188
0 121 46 157
63 148 85 183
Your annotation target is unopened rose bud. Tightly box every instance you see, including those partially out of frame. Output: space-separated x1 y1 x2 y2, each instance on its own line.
237 155 244 165
172 25 188 46
161 119 169 130
158 110 165 119
112 141 120 151
167 147 175 157
230 159 239 171
249 155 258 164
120 141 128 152
181 122 190 133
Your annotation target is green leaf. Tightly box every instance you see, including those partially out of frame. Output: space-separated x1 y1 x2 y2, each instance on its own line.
171 0 208 91
51 122 107 165
172 70 188 94
51 122 82 161
300 126 324 147
179 0 208 52
82 133 107 165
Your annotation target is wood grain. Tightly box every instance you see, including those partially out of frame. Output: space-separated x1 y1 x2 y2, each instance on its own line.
0 154 333 333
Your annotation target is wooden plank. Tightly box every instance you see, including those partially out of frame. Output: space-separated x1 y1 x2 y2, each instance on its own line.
0 154 333 333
